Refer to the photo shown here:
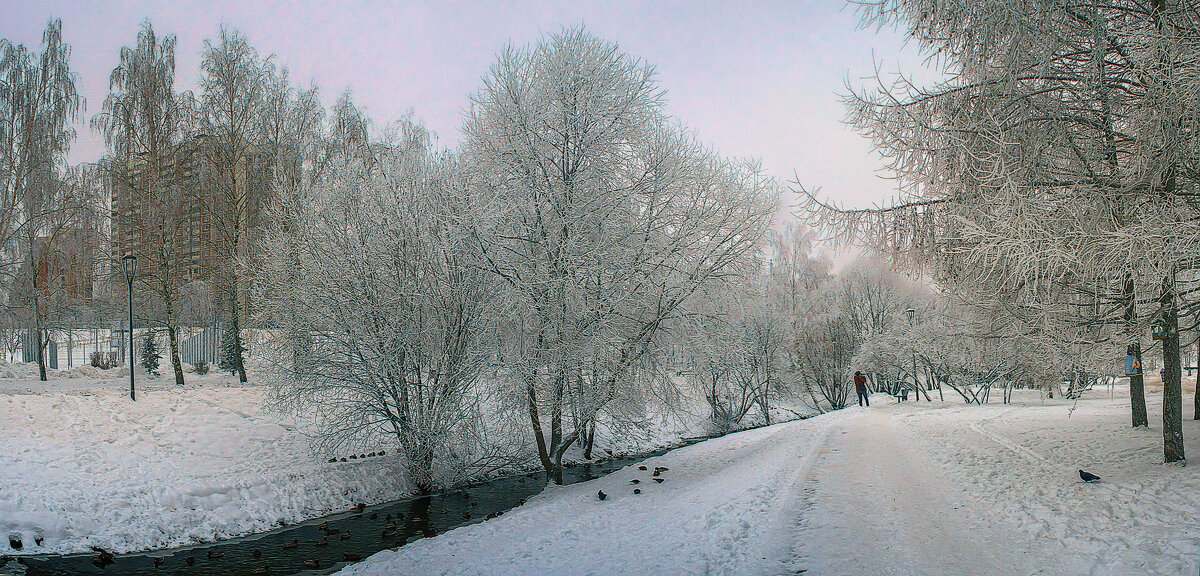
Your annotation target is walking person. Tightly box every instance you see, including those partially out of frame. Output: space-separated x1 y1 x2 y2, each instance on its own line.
854 371 869 407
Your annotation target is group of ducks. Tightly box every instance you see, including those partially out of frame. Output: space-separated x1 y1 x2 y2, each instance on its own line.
328 450 387 463
597 464 670 500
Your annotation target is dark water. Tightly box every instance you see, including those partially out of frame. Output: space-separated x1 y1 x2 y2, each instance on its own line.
4 444 691 576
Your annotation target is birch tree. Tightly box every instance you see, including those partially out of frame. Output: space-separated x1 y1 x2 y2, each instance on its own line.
93 21 190 386
0 19 83 380
197 26 277 383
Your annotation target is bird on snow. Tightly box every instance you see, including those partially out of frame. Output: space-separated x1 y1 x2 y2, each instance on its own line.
630 478 641 484
597 490 607 501
654 478 664 484
1079 470 1101 483
633 488 642 495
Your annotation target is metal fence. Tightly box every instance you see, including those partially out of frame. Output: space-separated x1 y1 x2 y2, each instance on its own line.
14 325 223 370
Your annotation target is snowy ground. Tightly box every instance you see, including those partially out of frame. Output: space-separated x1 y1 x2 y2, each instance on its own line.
0 363 717 556
0 368 413 555
338 385 1200 576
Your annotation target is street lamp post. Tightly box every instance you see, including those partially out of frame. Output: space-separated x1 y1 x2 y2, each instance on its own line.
122 255 137 401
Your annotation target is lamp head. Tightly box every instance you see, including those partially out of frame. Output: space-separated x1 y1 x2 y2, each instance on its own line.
121 254 137 282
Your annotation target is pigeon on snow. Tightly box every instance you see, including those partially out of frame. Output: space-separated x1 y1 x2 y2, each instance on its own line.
1079 470 1101 483
597 490 607 501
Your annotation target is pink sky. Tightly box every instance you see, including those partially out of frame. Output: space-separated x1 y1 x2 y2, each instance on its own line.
1 0 937 211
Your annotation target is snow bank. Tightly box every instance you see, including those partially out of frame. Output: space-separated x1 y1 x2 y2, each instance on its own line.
0 366 766 556
0 382 410 555
906 387 1200 575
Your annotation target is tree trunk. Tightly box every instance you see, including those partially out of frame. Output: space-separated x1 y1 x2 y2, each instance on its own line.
166 300 185 386
1194 336 1200 420
527 372 552 474
31 242 47 381
34 327 46 381
228 234 247 383
550 430 579 485
1125 274 1150 427
230 293 247 383
1161 275 1185 463
581 419 596 460
759 378 771 426
546 368 566 483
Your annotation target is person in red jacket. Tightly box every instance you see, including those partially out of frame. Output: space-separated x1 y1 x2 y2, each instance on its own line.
854 371 869 407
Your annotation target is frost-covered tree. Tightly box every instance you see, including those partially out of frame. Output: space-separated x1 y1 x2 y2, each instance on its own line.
684 304 755 433
794 293 859 411
93 21 190 387
465 28 777 483
197 26 279 383
683 272 789 432
836 259 921 396
0 20 84 380
258 111 499 494
797 0 1200 462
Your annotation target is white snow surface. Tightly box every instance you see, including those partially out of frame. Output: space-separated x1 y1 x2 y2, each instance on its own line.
0 363 728 556
339 386 1200 576
0 367 411 555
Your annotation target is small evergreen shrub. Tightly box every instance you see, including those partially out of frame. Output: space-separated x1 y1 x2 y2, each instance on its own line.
140 332 161 376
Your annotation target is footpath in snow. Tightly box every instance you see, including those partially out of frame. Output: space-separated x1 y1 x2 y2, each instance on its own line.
339 388 1200 576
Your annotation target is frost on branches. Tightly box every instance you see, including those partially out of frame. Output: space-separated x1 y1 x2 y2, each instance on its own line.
257 112 500 494
464 29 779 483
797 0 1200 462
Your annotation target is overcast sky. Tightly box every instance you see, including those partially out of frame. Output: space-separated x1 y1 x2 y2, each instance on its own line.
2 0 936 212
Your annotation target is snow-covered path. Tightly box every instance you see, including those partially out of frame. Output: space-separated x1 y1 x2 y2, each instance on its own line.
794 408 1031 575
338 412 851 576
340 405 1041 576
341 389 1200 576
